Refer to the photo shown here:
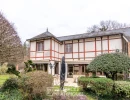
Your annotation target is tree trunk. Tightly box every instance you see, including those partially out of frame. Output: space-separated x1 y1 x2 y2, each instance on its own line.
112 74 115 80
111 72 117 80
104 72 110 78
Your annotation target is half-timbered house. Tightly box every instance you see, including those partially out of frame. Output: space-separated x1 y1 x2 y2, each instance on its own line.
27 28 130 79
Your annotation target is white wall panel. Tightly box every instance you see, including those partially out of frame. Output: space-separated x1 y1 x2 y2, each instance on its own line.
73 43 78 52
44 57 50 60
30 42 36 51
52 51 54 56
44 51 50 56
44 40 50 50
65 54 72 58
52 40 54 50
79 53 84 58
55 42 58 51
109 39 122 50
79 43 83 52
96 41 101 50
73 53 78 58
60 45 64 53
102 40 108 50
86 42 95 51
36 52 43 57
85 52 95 57
86 58 93 61
55 52 58 58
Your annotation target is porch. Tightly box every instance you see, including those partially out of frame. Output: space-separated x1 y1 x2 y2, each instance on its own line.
32 62 60 75
67 64 87 78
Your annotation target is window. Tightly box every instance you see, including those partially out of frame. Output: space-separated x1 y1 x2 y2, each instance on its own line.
37 42 44 51
65 44 72 53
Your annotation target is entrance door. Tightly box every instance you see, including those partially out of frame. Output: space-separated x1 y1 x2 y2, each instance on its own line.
55 63 59 74
67 65 73 78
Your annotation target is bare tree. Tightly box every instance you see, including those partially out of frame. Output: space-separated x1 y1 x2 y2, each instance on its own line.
0 12 24 64
87 20 130 33
23 41 29 61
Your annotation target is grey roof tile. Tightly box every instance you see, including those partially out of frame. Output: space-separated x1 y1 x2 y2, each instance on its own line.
57 27 130 41
28 27 130 42
28 30 58 41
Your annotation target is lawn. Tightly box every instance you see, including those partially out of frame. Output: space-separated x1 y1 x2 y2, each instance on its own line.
0 75 10 86
53 86 106 100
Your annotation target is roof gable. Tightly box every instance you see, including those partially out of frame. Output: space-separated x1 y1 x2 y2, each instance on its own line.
28 29 58 41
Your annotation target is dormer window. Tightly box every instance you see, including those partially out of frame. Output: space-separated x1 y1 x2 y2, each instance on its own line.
37 42 44 51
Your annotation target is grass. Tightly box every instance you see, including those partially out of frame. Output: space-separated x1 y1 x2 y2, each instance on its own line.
53 86 115 100
53 86 96 99
0 75 10 86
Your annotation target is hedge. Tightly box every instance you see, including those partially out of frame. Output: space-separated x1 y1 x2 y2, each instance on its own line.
78 77 113 96
114 81 130 98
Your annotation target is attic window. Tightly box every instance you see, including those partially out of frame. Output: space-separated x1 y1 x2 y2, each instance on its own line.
37 42 44 51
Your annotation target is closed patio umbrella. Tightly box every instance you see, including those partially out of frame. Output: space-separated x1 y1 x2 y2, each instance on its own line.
60 56 66 90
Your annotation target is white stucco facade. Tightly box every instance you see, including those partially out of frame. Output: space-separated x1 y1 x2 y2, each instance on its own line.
28 33 127 79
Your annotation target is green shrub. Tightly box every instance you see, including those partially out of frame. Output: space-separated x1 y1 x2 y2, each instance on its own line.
0 89 23 100
0 66 8 75
6 63 20 77
117 73 124 80
1 77 19 91
0 71 53 99
114 81 130 98
78 77 113 96
53 92 87 100
24 60 34 73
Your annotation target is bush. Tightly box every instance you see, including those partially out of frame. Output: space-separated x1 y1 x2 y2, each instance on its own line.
1 77 19 91
117 73 124 80
78 77 113 96
53 92 87 100
0 66 8 75
114 81 130 98
7 63 20 77
24 60 34 73
1 71 53 99
0 89 23 100
23 71 53 99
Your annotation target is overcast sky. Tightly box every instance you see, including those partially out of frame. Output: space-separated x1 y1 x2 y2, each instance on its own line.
0 0 130 42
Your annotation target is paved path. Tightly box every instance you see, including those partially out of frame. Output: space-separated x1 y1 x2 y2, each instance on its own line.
54 78 78 87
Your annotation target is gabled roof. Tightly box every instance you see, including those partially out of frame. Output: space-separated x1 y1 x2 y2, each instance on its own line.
28 27 130 42
28 28 59 41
